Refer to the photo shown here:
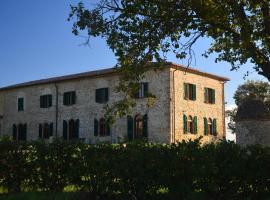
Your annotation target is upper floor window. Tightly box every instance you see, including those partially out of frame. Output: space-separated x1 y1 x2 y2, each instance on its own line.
204 117 217 136
134 83 149 98
204 88 215 104
63 91 76 106
39 123 53 139
40 94 52 108
18 97 24 111
183 114 197 134
96 88 109 103
184 83 196 101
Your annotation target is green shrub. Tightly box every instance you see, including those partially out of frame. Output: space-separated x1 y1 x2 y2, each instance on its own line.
0 139 270 199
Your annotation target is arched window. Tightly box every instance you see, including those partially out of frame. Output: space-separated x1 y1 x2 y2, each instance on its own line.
99 118 106 136
134 114 143 138
43 123 50 139
208 118 213 135
69 119 75 139
188 116 194 134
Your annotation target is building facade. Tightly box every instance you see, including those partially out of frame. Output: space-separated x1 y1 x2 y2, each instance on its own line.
0 63 229 144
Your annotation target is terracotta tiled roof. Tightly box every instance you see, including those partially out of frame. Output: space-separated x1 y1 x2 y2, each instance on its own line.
0 63 229 91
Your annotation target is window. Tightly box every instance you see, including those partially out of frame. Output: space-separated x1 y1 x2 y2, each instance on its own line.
12 123 27 141
18 97 24 111
63 91 76 106
204 88 215 104
40 94 52 108
204 118 217 136
39 123 53 139
127 114 148 140
63 119 79 140
134 83 148 98
96 88 109 103
134 115 143 138
183 114 197 134
94 118 110 137
184 83 196 100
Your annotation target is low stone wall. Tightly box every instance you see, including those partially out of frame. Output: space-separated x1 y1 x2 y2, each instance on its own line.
236 120 270 146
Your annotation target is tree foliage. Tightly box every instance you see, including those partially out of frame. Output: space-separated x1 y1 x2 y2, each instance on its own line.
69 0 270 80
1 139 270 199
227 80 270 133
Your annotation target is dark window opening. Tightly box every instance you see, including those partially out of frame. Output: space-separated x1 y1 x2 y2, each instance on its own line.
40 94 52 108
63 91 76 106
96 88 109 103
18 98 24 111
13 123 27 141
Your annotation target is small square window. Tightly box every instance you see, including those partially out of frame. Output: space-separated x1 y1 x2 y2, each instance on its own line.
63 91 76 106
204 88 215 104
40 94 52 108
134 83 148 98
184 83 196 100
96 88 109 103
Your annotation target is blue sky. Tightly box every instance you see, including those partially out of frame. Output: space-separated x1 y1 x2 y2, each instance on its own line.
0 0 266 106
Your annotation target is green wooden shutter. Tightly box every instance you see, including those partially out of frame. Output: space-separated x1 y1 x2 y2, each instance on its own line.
143 83 149 97
184 83 188 99
105 88 109 102
39 124 42 138
127 116 133 141
204 118 208 135
194 116 198 134
183 114 187 134
72 92 76 104
23 124 27 141
63 93 67 105
213 118 217 136
95 89 100 103
13 124 17 141
40 96 43 108
204 88 208 103
63 120 68 140
192 84 196 100
49 95 52 107
143 114 148 138
212 89 215 104
49 123 53 137
75 119 79 138
94 119 99 136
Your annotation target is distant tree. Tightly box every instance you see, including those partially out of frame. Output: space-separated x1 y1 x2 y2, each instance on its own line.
69 0 270 80
234 80 270 106
227 80 270 133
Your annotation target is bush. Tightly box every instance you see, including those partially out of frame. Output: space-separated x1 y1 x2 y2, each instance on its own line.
0 139 270 199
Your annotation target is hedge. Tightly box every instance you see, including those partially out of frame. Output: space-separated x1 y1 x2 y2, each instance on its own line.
0 138 270 199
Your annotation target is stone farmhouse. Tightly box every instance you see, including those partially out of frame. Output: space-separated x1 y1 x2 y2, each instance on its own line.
0 63 229 144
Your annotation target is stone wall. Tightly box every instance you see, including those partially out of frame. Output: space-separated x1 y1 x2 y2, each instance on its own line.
236 120 270 146
170 68 226 144
1 69 171 143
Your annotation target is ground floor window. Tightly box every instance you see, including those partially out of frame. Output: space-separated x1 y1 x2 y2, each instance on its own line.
39 123 53 139
127 114 148 141
12 123 27 141
183 114 197 134
94 118 110 137
63 119 79 140
204 117 217 136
